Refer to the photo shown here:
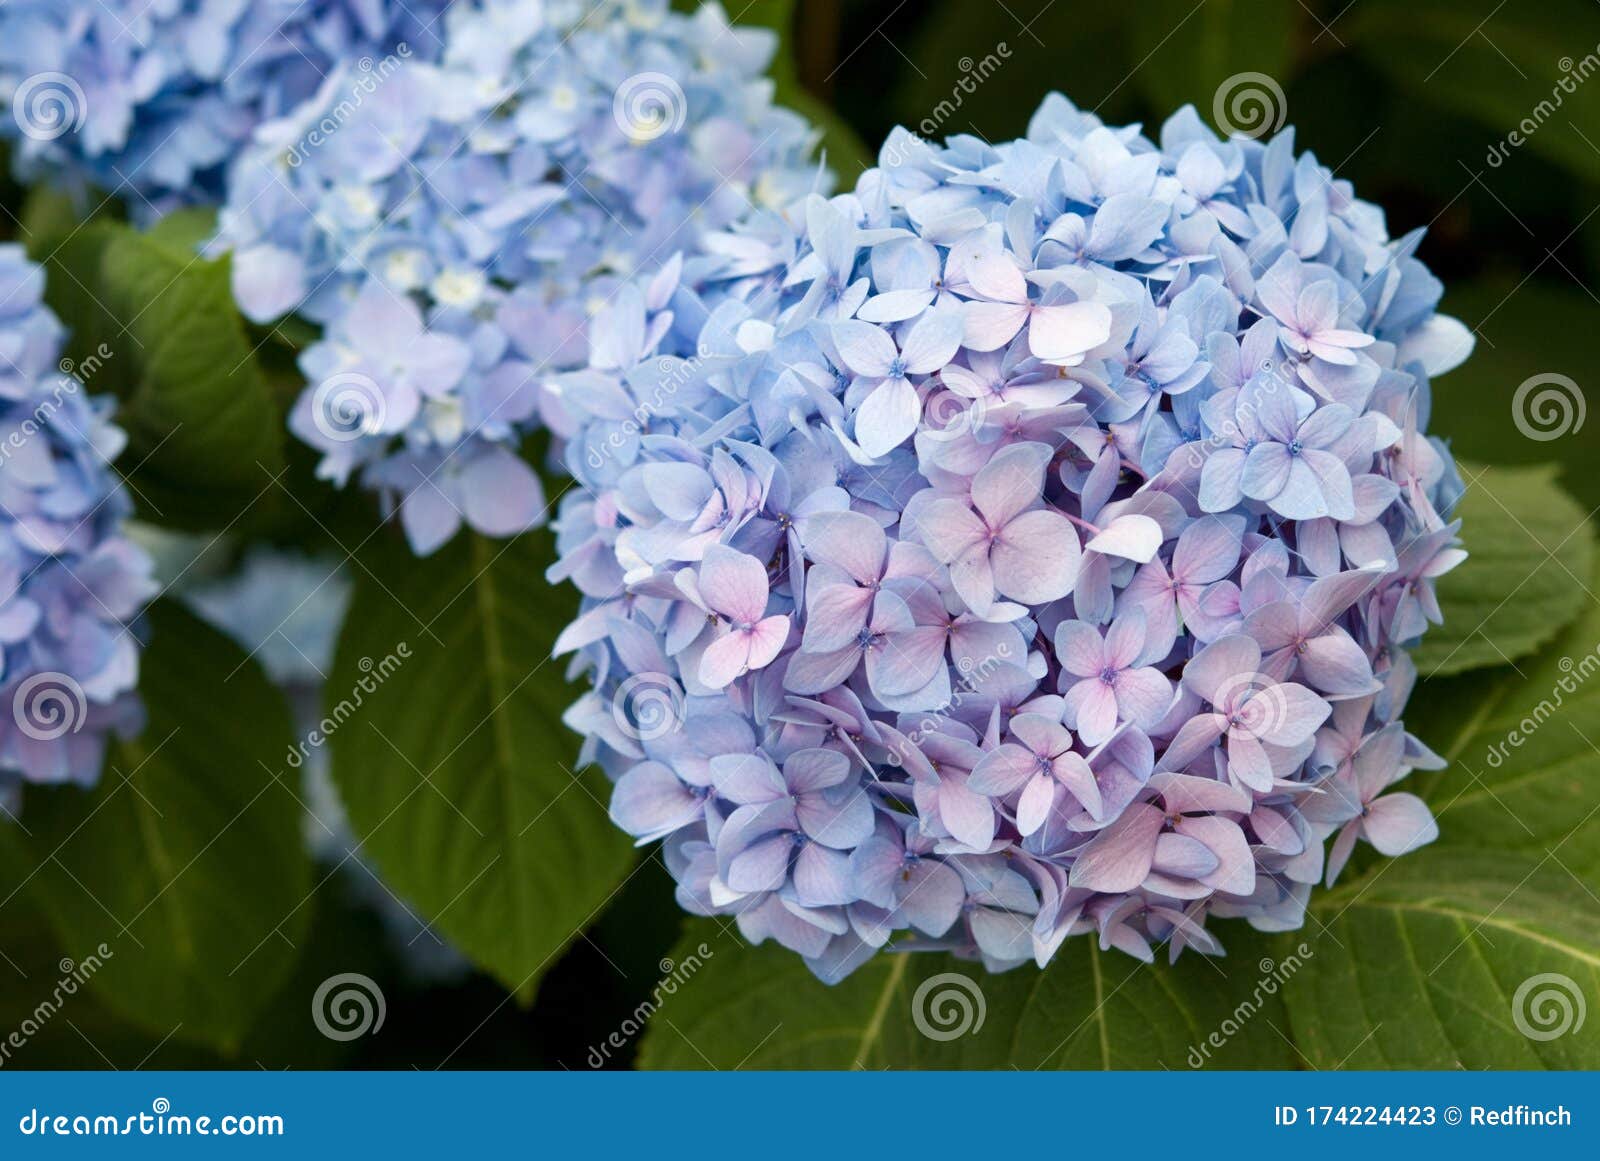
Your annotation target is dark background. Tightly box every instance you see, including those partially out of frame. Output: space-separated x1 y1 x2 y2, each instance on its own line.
5 0 1597 1070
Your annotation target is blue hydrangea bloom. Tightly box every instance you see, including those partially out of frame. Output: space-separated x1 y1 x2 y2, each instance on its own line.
214 0 825 555
548 97 1472 981
0 245 156 813
0 0 448 211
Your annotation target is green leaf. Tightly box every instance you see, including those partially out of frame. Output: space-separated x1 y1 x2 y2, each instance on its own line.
327 530 635 1000
1412 462 1594 676
638 919 1298 1069
1428 280 1600 511
1283 849 1600 1067
0 602 309 1053
1348 0 1600 184
32 214 287 530
1127 0 1293 127
734 0 874 182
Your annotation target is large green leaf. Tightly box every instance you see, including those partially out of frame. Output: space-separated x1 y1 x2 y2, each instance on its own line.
638 918 1299 1069
1349 0 1600 184
0 602 308 1053
327 530 635 999
1283 850 1600 1067
1412 462 1594 676
31 210 286 529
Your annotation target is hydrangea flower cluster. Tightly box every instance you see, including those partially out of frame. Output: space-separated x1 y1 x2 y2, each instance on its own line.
0 0 448 210
548 97 1473 981
216 0 824 555
0 246 156 813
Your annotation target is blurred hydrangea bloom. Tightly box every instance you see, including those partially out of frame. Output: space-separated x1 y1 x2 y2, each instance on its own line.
215 0 825 555
0 245 156 812
547 97 1473 981
0 0 448 211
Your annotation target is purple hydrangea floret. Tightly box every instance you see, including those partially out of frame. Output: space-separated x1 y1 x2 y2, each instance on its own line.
0 245 156 814
548 96 1472 982
0 0 449 212
215 0 826 555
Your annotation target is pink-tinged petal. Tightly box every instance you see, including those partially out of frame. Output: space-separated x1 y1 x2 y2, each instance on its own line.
698 544 770 624
798 785 876 849
1176 815 1256 896
400 485 463 556
802 510 886 583
782 644 861 695
1151 833 1219 878
993 509 1080 604
1053 752 1104 819
966 249 1027 303
1069 803 1164 892
1250 804 1305 856
1254 682 1331 746
1086 514 1163 563
710 752 786 804
746 615 791 673
962 300 1029 351
1174 515 1245 583
939 776 997 849
947 548 1000 618
972 441 1052 527
1298 632 1377 696
901 860 964 936
1225 733 1275 793
967 743 1036 796
1069 680 1119 747
1104 610 1148 669
1362 793 1438 856
793 843 854 907
1302 566 1383 628
784 747 850 794
1183 635 1262 705
698 628 753 689
1352 722 1407 801
726 833 793 893
1324 821 1361 886
831 319 898 377
855 376 922 458
610 761 702 841
1007 713 1070 757
917 498 987 564
1197 447 1247 512
1244 601 1301 653
1054 619 1107 677
1159 713 1228 770
899 302 966 373
1149 771 1253 815
803 583 874 652
1114 667 1173 729
1028 301 1113 363
1016 771 1057 835
1240 442 1293 501
867 625 946 696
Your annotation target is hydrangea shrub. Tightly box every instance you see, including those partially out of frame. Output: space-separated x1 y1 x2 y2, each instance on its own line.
215 0 826 554
0 0 448 210
548 97 1473 982
0 245 155 812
